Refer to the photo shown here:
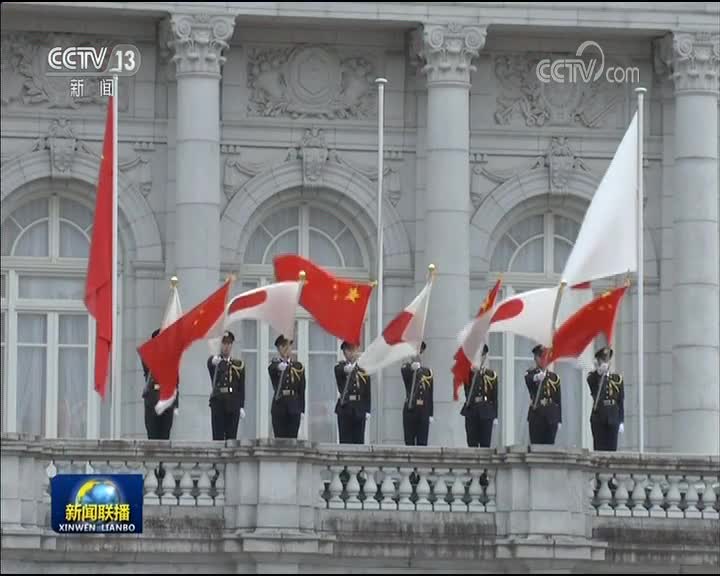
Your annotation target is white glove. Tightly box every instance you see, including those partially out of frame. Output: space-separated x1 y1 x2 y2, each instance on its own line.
278 361 288 371
429 416 434 423
557 422 562 431
534 371 546 382
343 363 353 374
174 408 180 416
599 363 609 375
239 407 246 420
619 423 624 434
211 355 221 366
493 418 498 427
365 413 371 421
411 361 421 371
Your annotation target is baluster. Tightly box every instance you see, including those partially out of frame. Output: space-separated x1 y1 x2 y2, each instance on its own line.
614 474 631 517
433 469 450 512
666 475 682 519
143 461 160 506
450 470 466 513
631 474 649 517
701 476 718 520
179 463 195 506
214 465 225 508
468 469 483 513
380 467 397 511
362 467 379 511
398 468 414 511
684 476 701 519
197 463 213 507
597 473 613 516
328 466 345 510
588 474 597 514
415 468 432 512
43 461 57 506
346 466 362 510
648 475 666 518
160 464 177 505
485 469 496 513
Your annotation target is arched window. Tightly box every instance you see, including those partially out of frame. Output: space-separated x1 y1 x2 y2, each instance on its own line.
482 211 589 449
237 203 369 442
1 195 114 439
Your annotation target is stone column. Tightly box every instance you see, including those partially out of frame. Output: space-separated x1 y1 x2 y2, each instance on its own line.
659 32 719 454
167 13 236 439
414 24 486 447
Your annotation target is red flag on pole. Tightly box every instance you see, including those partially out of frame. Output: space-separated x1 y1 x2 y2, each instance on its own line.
84 96 115 399
137 279 232 412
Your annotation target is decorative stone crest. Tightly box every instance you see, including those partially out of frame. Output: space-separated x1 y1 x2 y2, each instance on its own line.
296 127 329 187
247 45 376 119
543 137 588 193
494 54 621 128
168 14 236 76
47 118 77 176
412 23 487 84
654 32 719 93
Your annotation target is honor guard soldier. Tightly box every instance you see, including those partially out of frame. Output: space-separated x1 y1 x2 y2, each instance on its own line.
141 328 178 439
588 346 625 451
335 341 371 444
268 335 306 439
460 345 498 448
525 345 562 445
207 331 246 441
401 341 434 446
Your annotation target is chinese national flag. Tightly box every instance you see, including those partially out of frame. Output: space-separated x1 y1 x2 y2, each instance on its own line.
137 279 231 409
84 96 114 399
544 285 628 365
273 255 373 345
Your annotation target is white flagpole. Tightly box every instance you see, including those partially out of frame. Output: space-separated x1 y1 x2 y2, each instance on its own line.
635 87 646 454
110 75 119 439
374 77 387 445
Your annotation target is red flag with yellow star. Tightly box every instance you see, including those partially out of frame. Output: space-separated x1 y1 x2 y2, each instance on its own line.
544 285 628 366
137 278 231 409
273 255 373 345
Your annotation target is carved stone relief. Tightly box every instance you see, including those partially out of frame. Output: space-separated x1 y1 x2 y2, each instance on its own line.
247 45 376 119
494 54 622 128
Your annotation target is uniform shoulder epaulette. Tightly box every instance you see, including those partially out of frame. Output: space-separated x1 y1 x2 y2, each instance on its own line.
231 358 244 367
484 369 497 381
609 373 623 384
547 372 560 385
290 363 304 374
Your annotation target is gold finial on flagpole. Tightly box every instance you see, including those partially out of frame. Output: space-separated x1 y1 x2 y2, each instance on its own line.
170 276 179 288
298 270 307 283
428 263 436 279
226 273 236 283
370 280 378 287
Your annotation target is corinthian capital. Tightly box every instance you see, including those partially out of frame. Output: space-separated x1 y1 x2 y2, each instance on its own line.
168 13 236 76
412 23 487 85
655 32 720 94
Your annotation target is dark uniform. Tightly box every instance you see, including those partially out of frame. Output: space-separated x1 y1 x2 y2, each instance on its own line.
207 331 245 441
525 345 561 445
401 342 433 446
335 341 371 444
588 346 625 451
142 329 177 440
269 335 306 439
461 345 498 448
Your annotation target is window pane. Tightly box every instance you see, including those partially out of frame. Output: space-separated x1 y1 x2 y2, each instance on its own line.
245 227 272 264
0 274 5 299
18 276 84 300
240 320 257 349
263 207 299 236
554 360 582 449
488 332 503 356
239 353 256 440
553 238 573 274
509 214 543 245
514 359 531 444
60 198 93 230
514 335 536 360
58 347 88 438
554 215 580 243
100 390 111 439
308 353 338 443
309 230 341 267
309 322 337 351
490 236 516 272
265 230 299 263
10 198 48 227
1 219 21 256
18 314 47 344
59 222 89 258
336 229 363 268
17 346 46 436
510 238 544 273
14 222 49 256
309 208 345 239
59 315 88 345
1 312 5 433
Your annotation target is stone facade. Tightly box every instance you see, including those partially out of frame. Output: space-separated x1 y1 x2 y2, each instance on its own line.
1 3 719 454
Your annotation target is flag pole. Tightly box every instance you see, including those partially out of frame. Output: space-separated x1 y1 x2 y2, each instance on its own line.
110 75 119 439
374 77 387 444
635 86 646 454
